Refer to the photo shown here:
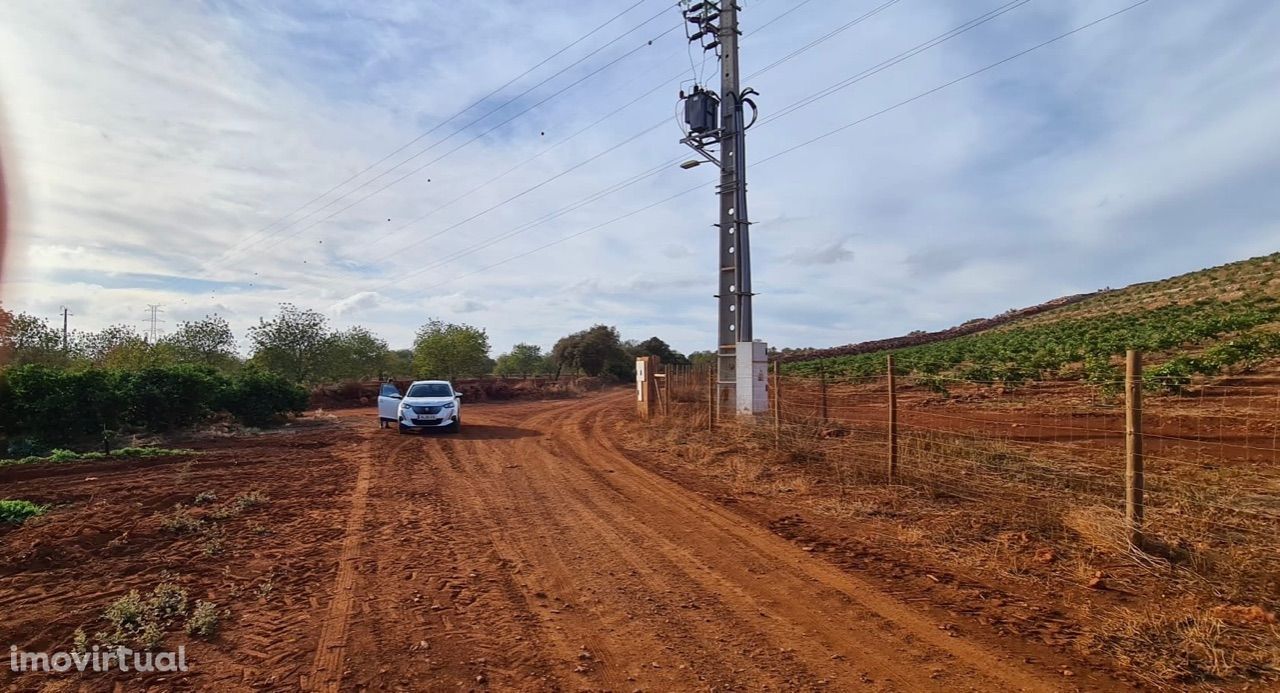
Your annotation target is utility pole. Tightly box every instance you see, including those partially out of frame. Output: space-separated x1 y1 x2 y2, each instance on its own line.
60 306 71 351
144 304 165 344
680 0 766 418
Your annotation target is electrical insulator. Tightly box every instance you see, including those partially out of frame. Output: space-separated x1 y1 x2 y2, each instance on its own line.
684 86 719 135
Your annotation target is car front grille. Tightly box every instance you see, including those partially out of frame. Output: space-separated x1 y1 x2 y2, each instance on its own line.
411 405 443 415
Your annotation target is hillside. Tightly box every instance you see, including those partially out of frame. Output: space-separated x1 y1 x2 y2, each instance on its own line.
783 252 1280 389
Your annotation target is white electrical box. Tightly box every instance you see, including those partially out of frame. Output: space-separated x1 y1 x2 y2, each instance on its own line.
735 340 768 416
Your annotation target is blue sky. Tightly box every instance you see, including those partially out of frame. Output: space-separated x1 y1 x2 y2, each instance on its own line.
1 0 1278 356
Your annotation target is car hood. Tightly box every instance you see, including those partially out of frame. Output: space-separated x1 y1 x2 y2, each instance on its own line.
401 397 455 407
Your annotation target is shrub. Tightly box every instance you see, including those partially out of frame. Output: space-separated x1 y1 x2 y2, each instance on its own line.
219 368 308 427
5 438 48 459
185 600 221 638
162 505 204 534
0 499 48 525
0 364 125 442
0 364 306 446
120 365 222 430
232 490 268 512
96 581 189 649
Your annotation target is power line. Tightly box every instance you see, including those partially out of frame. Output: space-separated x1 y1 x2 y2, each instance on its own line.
258 0 1125 311
215 0 656 261
363 0 844 250
211 0 835 271
760 0 1154 163
362 74 685 248
246 18 686 260
750 0 903 79
349 0 1036 289
211 3 682 267
760 0 1034 126
750 0 823 35
420 0 1157 291
260 0 1008 301
361 155 687 294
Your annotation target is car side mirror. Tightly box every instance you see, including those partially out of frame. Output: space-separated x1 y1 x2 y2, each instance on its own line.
455 393 463 399
390 393 402 399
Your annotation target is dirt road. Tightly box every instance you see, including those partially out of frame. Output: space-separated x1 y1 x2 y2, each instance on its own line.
0 391 1076 691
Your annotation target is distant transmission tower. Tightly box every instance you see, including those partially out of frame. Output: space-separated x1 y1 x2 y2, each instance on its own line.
143 304 166 343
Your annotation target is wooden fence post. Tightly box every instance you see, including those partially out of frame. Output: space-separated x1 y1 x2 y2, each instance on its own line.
772 361 781 449
1125 349 1145 550
820 367 829 423
708 366 715 432
888 354 898 484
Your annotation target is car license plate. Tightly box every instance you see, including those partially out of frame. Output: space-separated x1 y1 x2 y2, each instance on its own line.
416 417 437 424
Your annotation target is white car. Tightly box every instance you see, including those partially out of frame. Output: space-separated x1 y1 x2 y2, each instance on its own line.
377 380 462 433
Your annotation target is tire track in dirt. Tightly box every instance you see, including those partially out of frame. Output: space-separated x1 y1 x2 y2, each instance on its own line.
475 405 757 686
550 392 1062 691
407 397 1042 690
433 436 695 689
340 425 558 690
449 414 824 688
306 433 388 691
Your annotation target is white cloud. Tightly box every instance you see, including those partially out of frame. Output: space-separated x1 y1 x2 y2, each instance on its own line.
329 291 384 317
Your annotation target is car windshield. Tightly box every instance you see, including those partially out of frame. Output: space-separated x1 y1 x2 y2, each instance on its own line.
406 383 452 398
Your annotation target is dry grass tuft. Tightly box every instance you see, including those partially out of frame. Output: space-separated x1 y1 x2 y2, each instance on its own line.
1063 506 1129 555
1080 607 1280 685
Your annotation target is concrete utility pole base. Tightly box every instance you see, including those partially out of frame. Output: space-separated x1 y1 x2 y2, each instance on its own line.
735 341 768 416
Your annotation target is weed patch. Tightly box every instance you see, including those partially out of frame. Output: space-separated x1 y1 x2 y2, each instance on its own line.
93 580 190 649
184 600 222 638
232 491 268 512
0 499 48 525
161 505 204 534
0 446 196 468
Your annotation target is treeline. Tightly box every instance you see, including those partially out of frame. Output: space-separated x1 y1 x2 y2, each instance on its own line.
0 303 698 452
1 365 309 453
1 303 702 384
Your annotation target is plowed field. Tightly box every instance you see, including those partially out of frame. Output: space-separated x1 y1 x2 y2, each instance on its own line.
0 391 1111 691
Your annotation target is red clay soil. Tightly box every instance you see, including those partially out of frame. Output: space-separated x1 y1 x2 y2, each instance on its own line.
0 392 1124 691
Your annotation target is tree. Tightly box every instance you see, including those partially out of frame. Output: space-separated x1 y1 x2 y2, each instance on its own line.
385 349 415 379
628 336 689 366
162 315 239 369
322 326 389 381
247 304 331 383
77 324 152 367
0 304 10 363
494 343 546 377
687 350 717 368
412 319 491 379
552 325 627 378
0 311 67 366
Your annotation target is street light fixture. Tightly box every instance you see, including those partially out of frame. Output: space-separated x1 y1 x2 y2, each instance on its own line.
680 159 702 170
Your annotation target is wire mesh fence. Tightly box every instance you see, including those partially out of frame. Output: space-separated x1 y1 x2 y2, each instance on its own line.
660 358 1280 603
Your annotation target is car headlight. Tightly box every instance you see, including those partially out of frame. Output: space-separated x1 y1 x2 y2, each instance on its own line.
441 401 454 408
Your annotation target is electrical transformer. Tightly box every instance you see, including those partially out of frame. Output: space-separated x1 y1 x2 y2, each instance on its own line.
684 87 719 136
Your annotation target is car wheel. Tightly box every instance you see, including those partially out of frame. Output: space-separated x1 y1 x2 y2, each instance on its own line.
398 423 409 434
449 417 461 433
